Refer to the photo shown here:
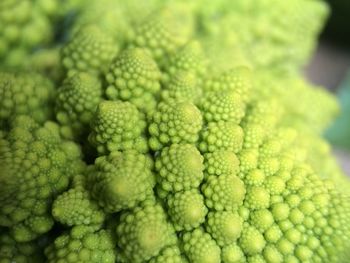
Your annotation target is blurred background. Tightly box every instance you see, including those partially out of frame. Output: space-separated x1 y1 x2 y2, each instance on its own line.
306 0 350 175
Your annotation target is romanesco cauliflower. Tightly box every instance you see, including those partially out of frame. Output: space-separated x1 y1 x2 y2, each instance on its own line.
0 0 349 263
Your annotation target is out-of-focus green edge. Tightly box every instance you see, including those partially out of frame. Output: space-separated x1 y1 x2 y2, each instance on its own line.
325 69 350 151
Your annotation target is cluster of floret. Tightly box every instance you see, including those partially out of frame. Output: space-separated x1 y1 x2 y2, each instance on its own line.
194 0 329 73
1 0 350 262
0 116 84 243
0 0 63 67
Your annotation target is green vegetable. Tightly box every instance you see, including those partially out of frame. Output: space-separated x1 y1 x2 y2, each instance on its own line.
0 230 46 262
45 226 116 263
62 25 119 77
0 116 84 242
167 189 208 231
0 0 350 262
88 100 148 154
0 72 54 126
55 72 102 139
88 151 155 213
0 0 60 67
52 175 105 227
105 48 161 113
149 101 203 150
155 144 204 193
116 200 175 262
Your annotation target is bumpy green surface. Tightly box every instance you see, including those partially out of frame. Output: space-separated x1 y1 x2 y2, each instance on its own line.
167 189 208 231
0 72 54 126
0 116 84 242
202 174 246 211
89 151 155 213
62 25 119 76
89 100 148 154
155 144 204 193
182 228 221 263
0 0 59 67
149 101 203 150
45 227 115 263
200 90 246 124
116 200 175 262
161 41 208 85
196 0 329 72
105 48 161 113
161 71 202 104
199 121 244 153
148 245 188 263
52 185 105 227
206 211 243 246
0 231 44 263
254 70 339 134
0 1 349 263
55 72 102 139
203 151 240 178
129 2 194 62
203 67 252 101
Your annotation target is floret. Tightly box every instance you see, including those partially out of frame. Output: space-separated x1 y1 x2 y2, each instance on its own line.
129 3 194 62
116 201 175 262
203 67 252 102
161 71 202 104
167 189 208 231
249 209 274 232
0 1 31 61
0 72 54 127
105 48 161 113
206 211 243 246
0 231 44 263
221 244 245 263
242 99 283 134
242 124 266 149
200 90 246 123
244 186 270 210
55 72 102 139
161 41 208 84
196 0 329 71
52 183 105 227
254 70 339 133
238 149 259 173
148 101 203 150
239 226 266 255
199 121 244 153
181 228 221 263
202 174 246 211
11 216 54 244
89 100 148 154
203 151 240 178
88 151 155 213
0 116 84 241
61 25 118 76
273 174 291 194
70 0 131 40
45 227 115 263
148 245 188 263
155 144 204 193
0 0 59 67
23 47 64 83
244 169 266 186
